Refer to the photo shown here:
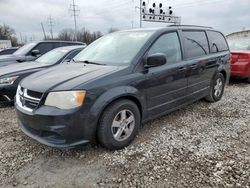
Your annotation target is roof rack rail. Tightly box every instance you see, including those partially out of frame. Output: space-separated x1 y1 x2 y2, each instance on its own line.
168 24 213 29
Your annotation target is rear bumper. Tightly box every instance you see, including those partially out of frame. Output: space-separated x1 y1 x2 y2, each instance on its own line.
230 61 250 78
15 104 96 149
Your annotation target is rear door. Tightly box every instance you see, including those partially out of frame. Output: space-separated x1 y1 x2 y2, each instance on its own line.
181 30 218 100
144 31 188 117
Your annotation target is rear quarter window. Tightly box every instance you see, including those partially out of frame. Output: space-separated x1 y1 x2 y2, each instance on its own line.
206 31 229 53
182 30 209 59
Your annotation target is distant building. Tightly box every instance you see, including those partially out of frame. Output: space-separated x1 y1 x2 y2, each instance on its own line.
0 40 12 49
227 30 250 39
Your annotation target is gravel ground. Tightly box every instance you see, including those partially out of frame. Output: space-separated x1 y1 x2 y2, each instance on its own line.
0 80 249 188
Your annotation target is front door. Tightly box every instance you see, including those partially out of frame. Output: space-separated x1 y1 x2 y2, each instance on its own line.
144 32 189 117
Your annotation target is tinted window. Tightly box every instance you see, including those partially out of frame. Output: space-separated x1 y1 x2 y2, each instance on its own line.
65 49 82 60
207 31 228 53
182 31 209 59
34 43 54 55
0 49 16 55
148 32 182 64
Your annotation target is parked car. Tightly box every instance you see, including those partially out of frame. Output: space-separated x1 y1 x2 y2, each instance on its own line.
15 26 230 150
0 45 85 104
0 47 19 55
227 38 250 82
0 41 86 67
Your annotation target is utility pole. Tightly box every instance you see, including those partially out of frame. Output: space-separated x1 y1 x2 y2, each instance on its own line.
135 0 143 28
41 22 46 40
69 0 80 41
139 0 142 28
19 33 23 44
47 16 55 39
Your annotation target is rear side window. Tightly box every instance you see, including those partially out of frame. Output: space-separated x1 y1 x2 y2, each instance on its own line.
65 49 82 60
34 42 54 55
182 31 209 59
148 32 182 65
207 31 228 53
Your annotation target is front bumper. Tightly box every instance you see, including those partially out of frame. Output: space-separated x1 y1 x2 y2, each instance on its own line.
230 61 250 78
15 104 96 148
0 85 16 103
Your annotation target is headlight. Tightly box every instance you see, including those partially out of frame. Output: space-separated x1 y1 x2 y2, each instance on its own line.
44 91 86 109
0 76 19 85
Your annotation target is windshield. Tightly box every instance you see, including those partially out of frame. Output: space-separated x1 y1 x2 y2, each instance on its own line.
13 42 37 55
228 39 250 50
35 48 70 64
74 31 154 65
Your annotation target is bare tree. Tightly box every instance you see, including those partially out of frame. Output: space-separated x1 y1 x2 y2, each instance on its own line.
57 29 75 41
57 28 102 44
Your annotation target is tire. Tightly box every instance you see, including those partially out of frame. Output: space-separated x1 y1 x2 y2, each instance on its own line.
205 73 225 102
247 77 250 83
97 99 141 150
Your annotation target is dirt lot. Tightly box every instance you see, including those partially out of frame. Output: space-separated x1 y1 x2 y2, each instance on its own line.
0 80 249 188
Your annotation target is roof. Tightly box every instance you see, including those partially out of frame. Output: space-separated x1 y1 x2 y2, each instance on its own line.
227 30 250 37
119 25 215 33
27 40 86 45
52 45 86 51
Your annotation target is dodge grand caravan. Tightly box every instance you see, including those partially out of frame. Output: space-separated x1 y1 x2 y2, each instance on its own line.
15 26 230 150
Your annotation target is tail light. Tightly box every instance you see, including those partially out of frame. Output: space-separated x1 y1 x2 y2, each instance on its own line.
238 54 250 62
231 52 250 63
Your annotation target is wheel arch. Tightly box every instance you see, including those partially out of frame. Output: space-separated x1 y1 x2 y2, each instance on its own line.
87 86 146 139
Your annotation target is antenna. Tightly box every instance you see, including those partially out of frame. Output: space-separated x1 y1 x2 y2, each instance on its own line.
69 0 80 41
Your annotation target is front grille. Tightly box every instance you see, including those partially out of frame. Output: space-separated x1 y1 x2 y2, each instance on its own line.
27 90 43 99
16 86 43 112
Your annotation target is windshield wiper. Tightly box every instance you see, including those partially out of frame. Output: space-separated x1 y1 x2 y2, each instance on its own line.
76 60 106 66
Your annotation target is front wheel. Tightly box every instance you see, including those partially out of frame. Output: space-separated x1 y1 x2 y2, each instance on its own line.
205 73 225 102
97 100 141 150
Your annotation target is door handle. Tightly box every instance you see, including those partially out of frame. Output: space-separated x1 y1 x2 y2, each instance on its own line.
178 67 187 72
190 64 197 69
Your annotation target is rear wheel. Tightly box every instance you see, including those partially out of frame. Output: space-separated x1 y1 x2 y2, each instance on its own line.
205 73 225 102
97 99 140 150
247 77 250 83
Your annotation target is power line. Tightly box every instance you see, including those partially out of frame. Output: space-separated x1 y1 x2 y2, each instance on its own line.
69 0 80 41
47 16 55 39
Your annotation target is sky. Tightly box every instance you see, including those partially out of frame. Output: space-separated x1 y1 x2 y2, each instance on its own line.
0 0 249 42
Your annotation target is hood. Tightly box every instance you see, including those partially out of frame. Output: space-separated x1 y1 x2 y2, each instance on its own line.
21 63 120 92
0 54 26 67
0 62 49 77
0 54 24 62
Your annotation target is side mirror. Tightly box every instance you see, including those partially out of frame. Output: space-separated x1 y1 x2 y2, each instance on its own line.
31 49 40 57
63 59 71 63
144 53 166 68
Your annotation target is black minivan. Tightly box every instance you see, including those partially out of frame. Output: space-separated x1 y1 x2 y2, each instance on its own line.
15 26 230 150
